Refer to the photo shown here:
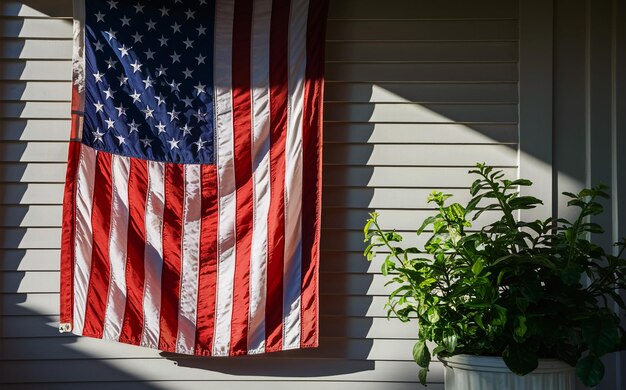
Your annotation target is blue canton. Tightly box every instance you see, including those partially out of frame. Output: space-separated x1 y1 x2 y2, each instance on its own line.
83 0 215 164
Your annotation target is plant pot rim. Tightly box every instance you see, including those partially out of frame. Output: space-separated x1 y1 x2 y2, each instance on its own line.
438 354 575 374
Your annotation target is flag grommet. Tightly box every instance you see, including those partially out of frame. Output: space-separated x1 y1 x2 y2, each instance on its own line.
59 323 73 333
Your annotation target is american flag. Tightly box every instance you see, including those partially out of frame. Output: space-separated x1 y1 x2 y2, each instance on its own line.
60 0 327 356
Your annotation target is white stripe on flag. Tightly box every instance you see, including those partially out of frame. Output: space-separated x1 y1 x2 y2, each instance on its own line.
212 0 237 357
72 145 97 335
176 164 202 354
247 0 273 354
282 0 309 349
140 161 165 349
102 154 130 341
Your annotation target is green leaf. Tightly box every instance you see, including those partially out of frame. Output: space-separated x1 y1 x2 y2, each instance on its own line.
497 270 507 285
502 342 538 376
381 258 395 276
445 203 466 220
385 231 403 242
509 179 533 187
471 259 484 275
427 308 440 324
418 368 429 386
508 196 543 210
582 316 619 355
466 194 485 214
412 340 431 368
491 304 508 327
513 316 528 342
417 215 438 235
442 333 458 353
576 354 605 387
470 179 484 196
363 218 374 239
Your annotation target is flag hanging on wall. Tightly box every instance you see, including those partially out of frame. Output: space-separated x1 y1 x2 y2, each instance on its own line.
60 0 327 356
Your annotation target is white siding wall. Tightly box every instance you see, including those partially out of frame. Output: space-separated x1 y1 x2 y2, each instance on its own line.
0 0 519 388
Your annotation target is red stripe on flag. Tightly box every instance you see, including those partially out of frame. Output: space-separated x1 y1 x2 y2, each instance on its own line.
119 158 148 345
60 141 81 326
195 165 219 355
82 151 113 338
159 164 185 352
300 0 329 348
230 0 254 356
265 0 291 352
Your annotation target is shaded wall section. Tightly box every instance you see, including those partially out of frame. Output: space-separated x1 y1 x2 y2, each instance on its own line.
553 0 626 389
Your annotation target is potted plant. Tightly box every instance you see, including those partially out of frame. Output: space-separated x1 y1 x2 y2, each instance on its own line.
363 163 626 389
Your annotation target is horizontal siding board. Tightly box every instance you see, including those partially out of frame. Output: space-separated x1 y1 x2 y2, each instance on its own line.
0 205 62 226
325 83 518 103
328 0 517 19
0 81 71 101
324 167 517 187
1 293 398 319
322 208 500 230
326 63 518 82
0 227 60 248
0 249 60 270
0 141 68 162
0 337 420 361
323 230 443 252
0 163 67 182
1 292 59 316
323 187 474 209
0 18 72 38
1 315 417 340
0 39 71 60
0 183 64 204
327 42 517 62
0 359 442 383
0 119 70 141
0 101 69 118
0 1 73 18
324 144 517 166
0 382 443 390
326 20 518 41
324 103 518 123
0 60 71 81
324 123 518 143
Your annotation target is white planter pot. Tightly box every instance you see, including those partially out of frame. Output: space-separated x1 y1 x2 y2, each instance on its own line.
439 354 575 390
